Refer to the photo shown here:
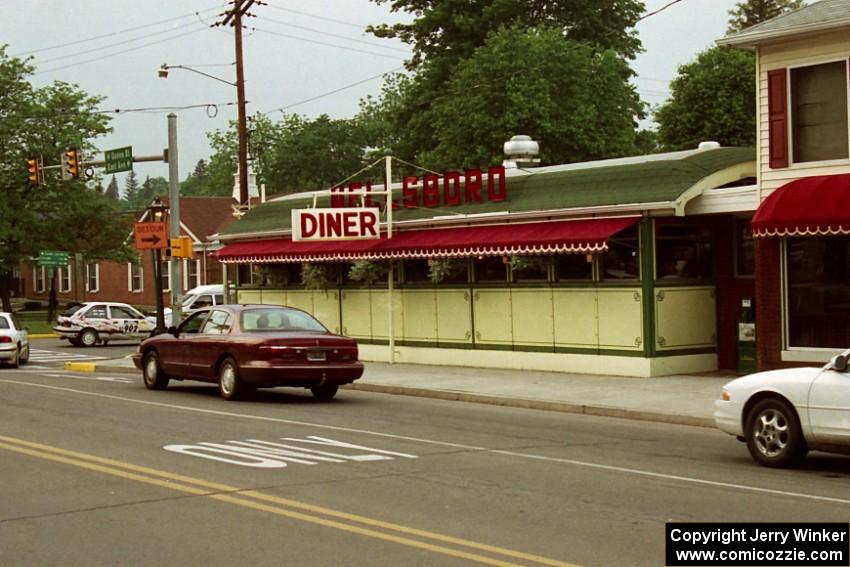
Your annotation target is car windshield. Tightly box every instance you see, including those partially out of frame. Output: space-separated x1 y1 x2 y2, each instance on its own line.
60 304 85 317
241 308 327 332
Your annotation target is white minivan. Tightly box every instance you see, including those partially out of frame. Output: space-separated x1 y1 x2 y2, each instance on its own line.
163 284 224 327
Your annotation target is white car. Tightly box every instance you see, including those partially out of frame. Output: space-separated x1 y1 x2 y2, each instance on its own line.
0 312 29 367
715 353 850 467
54 302 156 347
161 284 224 327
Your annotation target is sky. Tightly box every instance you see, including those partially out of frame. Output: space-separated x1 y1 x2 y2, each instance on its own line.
2 0 742 194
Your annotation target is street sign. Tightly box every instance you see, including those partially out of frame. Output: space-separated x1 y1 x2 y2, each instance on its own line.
134 222 169 250
38 250 69 267
105 146 133 174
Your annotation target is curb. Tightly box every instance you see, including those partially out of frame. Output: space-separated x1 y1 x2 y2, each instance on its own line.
30 334 59 339
343 383 715 428
63 363 714 429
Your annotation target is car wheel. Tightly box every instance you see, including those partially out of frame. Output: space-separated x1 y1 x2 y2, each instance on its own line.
79 329 98 347
142 351 170 390
19 344 29 365
9 346 20 368
218 357 245 401
310 383 339 401
745 398 808 468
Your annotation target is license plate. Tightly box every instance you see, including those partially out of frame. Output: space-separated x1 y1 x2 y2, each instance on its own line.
306 350 326 362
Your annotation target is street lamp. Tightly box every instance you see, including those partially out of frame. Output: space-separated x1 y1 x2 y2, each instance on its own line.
148 198 169 335
158 62 249 207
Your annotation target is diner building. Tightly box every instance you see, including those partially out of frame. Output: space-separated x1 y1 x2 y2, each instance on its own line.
216 143 757 377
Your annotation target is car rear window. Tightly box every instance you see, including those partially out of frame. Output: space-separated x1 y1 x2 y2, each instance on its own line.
60 304 85 317
241 308 326 332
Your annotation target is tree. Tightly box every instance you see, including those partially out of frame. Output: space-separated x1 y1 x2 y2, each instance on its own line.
136 175 168 207
105 175 119 199
366 0 646 168
654 47 756 151
728 0 804 33
418 26 644 169
0 46 131 311
123 171 140 208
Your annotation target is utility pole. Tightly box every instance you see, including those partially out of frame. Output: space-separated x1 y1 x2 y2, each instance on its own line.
214 0 263 208
167 113 183 327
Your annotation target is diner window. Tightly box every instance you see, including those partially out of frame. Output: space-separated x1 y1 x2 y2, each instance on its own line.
510 255 550 283
473 256 508 283
791 61 849 163
555 254 593 282
403 259 431 284
128 261 143 292
734 218 755 278
655 222 713 281
237 264 254 286
85 263 99 293
601 225 640 281
786 236 850 348
429 258 468 284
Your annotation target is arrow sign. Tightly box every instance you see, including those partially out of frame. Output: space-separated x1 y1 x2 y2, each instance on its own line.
134 222 168 250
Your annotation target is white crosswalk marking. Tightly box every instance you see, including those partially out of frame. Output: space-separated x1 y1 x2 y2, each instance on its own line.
27 348 107 363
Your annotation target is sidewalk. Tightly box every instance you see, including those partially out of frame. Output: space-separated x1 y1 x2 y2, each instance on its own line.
64 356 732 428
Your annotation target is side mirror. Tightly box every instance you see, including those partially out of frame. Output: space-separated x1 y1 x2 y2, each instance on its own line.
167 326 178 337
830 354 848 373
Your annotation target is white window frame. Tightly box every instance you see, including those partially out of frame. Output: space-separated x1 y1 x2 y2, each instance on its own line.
85 263 100 293
128 261 143 293
161 260 171 292
787 58 850 167
33 266 46 293
183 258 201 290
58 265 72 293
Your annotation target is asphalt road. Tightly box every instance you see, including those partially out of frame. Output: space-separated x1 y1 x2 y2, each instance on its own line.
1 362 849 566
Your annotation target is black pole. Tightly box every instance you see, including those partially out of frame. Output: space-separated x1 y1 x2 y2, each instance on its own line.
152 248 165 334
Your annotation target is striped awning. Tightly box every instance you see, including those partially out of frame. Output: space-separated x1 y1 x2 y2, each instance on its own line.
753 174 850 237
218 217 639 264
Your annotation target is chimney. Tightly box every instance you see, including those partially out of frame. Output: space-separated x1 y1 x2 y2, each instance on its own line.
503 135 540 169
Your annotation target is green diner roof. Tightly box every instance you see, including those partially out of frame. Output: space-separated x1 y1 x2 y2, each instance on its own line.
219 146 755 241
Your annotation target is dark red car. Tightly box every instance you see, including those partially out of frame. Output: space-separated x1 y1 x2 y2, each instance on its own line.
132 304 364 400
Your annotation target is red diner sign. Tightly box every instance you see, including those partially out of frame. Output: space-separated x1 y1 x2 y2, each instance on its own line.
330 165 506 210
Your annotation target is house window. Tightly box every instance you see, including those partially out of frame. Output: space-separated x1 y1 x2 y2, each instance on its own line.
791 61 849 163
86 263 99 293
128 261 143 292
161 261 171 292
734 218 755 278
185 259 201 289
785 236 850 348
58 266 72 293
34 267 46 293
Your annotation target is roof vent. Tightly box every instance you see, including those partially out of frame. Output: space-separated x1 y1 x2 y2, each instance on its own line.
698 141 721 151
503 135 541 169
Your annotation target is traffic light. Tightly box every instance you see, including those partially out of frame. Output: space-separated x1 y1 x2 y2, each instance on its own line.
169 236 193 258
60 148 79 180
26 157 41 185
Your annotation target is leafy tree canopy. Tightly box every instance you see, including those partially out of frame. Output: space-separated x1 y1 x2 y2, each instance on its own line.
0 45 130 309
727 0 804 33
654 47 756 151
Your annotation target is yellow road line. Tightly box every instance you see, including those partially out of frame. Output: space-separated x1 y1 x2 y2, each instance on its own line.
0 435 579 567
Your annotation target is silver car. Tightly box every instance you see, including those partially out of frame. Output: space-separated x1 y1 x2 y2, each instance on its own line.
0 312 29 367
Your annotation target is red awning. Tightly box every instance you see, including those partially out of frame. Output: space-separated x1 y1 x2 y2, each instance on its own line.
752 173 850 237
218 217 639 264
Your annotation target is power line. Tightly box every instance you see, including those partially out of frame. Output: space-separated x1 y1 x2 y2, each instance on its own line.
251 27 405 61
263 66 404 114
257 15 409 54
34 27 210 76
264 4 369 30
11 6 221 57
637 0 686 23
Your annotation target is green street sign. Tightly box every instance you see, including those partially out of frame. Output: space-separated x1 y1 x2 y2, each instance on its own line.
38 250 69 267
105 146 133 174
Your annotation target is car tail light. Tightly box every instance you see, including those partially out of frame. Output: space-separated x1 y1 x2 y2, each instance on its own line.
0 336 11 343
258 344 300 359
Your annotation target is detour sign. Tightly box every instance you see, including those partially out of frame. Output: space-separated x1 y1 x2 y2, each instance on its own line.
134 222 168 250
